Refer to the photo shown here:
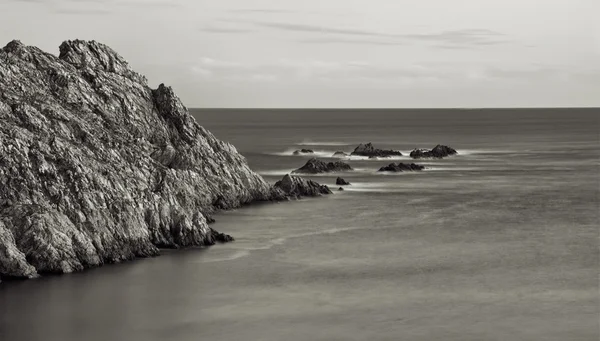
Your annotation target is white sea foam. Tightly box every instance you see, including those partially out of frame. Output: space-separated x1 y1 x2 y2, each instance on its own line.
268 148 343 158
296 140 350 146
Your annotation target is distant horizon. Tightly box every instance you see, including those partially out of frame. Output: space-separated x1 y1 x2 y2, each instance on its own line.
191 106 600 110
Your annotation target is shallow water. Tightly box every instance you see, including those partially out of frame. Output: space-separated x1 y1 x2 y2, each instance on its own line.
1 109 599 341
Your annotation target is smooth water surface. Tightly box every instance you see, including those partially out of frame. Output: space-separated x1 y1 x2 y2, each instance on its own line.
1 109 598 341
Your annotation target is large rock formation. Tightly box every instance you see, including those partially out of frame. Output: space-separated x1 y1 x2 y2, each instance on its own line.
0 40 326 280
378 163 425 172
351 143 402 158
410 145 457 159
292 158 353 174
274 174 332 197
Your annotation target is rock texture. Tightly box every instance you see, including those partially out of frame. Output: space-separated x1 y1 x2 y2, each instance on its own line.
351 143 402 158
274 174 332 197
292 158 353 174
0 40 327 280
293 149 314 155
378 163 425 172
332 151 348 157
336 177 351 186
410 145 457 159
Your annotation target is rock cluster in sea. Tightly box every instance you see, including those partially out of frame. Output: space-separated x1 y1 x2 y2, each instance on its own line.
293 149 314 155
378 163 425 172
410 144 457 159
0 40 330 280
351 143 403 158
274 174 333 197
292 158 353 174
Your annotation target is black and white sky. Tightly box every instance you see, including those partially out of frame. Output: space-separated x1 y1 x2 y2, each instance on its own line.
1 0 598 107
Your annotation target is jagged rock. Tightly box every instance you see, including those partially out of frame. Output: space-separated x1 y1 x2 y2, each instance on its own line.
209 228 235 243
293 149 314 155
0 40 310 280
410 145 457 159
351 143 402 158
292 158 353 174
336 177 351 185
274 174 332 198
378 163 425 172
332 151 348 157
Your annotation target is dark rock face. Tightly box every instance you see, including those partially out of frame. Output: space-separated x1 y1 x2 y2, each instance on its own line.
292 158 353 174
293 149 314 155
351 143 402 158
336 177 351 185
0 40 324 280
332 151 348 157
378 163 425 172
274 174 332 197
410 145 457 159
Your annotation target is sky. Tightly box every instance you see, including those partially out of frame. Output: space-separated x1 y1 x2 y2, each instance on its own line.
0 0 598 108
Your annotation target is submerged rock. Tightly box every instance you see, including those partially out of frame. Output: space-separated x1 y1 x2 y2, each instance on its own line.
410 145 457 159
338 187 345 191
292 158 353 174
336 177 351 185
0 40 322 280
293 149 314 155
351 143 402 158
332 151 348 157
274 174 332 197
378 163 425 172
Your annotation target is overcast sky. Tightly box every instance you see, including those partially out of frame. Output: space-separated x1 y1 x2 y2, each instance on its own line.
1 0 598 108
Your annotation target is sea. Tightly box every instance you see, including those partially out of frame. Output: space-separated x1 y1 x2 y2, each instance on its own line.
1 109 598 341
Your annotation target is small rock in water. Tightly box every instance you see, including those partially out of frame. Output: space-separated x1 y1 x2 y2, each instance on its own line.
338 187 345 191
409 144 457 159
378 163 425 172
332 151 348 157
292 158 353 174
336 177 351 185
351 143 402 158
293 149 314 155
274 174 332 198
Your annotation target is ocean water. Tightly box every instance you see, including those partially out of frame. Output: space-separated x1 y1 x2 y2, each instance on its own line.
1 109 598 341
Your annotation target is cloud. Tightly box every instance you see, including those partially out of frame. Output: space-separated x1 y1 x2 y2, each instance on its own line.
200 26 254 34
223 20 509 47
228 9 300 14
55 8 112 15
299 38 404 46
189 57 587 87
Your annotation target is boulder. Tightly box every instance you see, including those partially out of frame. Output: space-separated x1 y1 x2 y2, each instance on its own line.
293 149 314 155
332 151 349 157
378 163 425 172
351 143 402 158
336 177 351 185
274 174 332 197
292 158 353 174
410 145 457 159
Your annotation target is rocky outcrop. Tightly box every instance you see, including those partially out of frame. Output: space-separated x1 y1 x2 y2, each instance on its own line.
351 143 402 158
292 158 353 174
338 187 345 191
274 174 332 197
336 177 351 185
332 151 348 157
410 145 457 159
293 149 314 155
378 163 425 172
0 40 327 280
